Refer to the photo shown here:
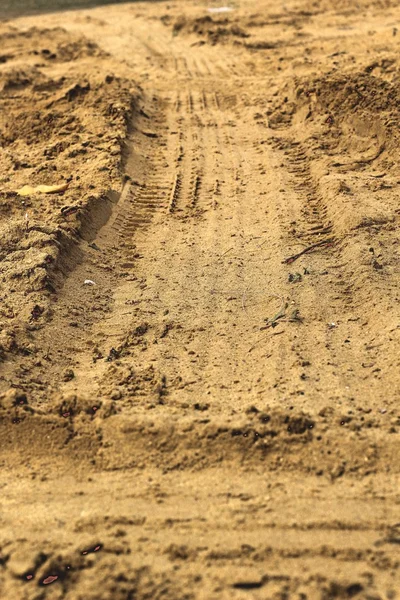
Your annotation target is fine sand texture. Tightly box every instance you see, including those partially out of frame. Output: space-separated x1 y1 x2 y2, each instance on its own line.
1 0 400 598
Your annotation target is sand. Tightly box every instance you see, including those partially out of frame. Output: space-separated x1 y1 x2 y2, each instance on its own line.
0 0 400 598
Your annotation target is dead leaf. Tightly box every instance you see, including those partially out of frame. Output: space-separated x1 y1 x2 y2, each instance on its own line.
18 183 69 196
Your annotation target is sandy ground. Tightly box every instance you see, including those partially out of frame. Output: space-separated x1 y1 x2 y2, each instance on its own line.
1 0 400 598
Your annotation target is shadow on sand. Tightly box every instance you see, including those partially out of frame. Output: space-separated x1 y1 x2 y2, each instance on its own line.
0 0 161 19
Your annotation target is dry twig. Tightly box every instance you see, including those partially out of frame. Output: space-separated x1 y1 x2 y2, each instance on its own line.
282 238 335 265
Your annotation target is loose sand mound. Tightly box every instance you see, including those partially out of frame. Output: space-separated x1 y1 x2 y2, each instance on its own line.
163 14 250 45
0 24 139 362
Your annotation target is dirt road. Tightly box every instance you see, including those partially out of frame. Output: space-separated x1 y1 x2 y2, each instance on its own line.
1 0 400 598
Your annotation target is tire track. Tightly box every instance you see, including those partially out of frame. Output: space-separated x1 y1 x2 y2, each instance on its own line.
258 135 392 406
269 133 397 324
97 116 174 265
270 137 334 242
165 89 210 216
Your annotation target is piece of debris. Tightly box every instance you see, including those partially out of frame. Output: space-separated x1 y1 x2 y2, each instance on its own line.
260 298 287 331
63 369 75 382
159 322 174 339
30 305 44 321
207 6 234 13
288 309 303 322
194 402 209 411
61 206 78 217
84 279 96 286
232 581 263 590
106 347 120 362
288 272 302 283
328 322 337 329
373 259 383 270
18 183 69 196
89 242 101 251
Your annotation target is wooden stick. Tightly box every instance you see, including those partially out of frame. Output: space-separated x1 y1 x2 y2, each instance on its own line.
282 238 335 265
